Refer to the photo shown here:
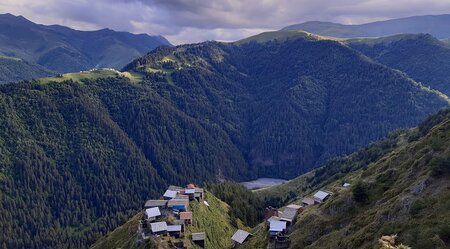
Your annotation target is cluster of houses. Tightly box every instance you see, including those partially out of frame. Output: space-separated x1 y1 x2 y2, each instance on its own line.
139 184 206 247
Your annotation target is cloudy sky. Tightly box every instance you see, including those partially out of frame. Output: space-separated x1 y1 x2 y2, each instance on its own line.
1 0 450 44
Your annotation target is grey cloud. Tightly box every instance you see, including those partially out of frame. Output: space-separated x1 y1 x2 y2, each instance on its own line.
1 0 450 44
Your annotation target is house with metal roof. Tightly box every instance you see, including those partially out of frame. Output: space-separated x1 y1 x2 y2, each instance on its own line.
269 220 287 237
286 204 302 210
194 188 204 201
163 189 178 199
168 199 189 210
192 232 206 247
231 229 252 244
313 190 332 203
302 197 315 206
144 200 168 208
280 207 298 223
168 185 184 191
343 182 351 187
167 225 182 238
145 207 161 221
150 221 167 234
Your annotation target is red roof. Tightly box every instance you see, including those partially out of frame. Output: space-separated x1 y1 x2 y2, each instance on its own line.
186 184 196 189
180 211 193 220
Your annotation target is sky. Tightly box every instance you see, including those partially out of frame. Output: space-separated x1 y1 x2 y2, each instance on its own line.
1 0 450 45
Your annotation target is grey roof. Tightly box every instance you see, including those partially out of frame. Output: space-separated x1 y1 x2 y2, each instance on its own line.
280 207 298 222
168 199 189 207
343 183 351 187
167 225 182 232
145 207 161 218
267 216 281 223
163 190 178 199
269 220 286 232
168 185 184 191
314 190 331 201
192 232 206 241
302 197 315 205
150 221 167 233
144 200 168 208
175 194 189 199
185 189 195 194
231 229 251 244
195 188 204 193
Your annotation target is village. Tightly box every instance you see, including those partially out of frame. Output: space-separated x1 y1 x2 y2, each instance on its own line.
139 182 350 248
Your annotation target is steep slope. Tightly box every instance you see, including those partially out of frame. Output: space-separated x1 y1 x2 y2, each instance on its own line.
0 77 250 249
258 109 450 249
0 56 54 84
346 33 450 96
125 31 449 177
0 13 171 73
283 14 450 38
91 192 239 249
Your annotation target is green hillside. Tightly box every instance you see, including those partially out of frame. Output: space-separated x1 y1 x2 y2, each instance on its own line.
0 56 54 84
0 13 171 73
0 31 449 249
346 33 450 96
258 109 450 249
91 192 240 249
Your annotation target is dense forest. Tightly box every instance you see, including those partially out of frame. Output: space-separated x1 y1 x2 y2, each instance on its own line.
0 31 449 248
0 56 53 84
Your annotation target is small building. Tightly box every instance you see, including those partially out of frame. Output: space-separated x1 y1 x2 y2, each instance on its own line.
163 190 178 199
267 216 282 223
265 206 279 220
145 207 161 222
168 199 189 211
313 190 332 203
150 221 167 235
279 207 298 224
180 211 193 224
301 197 315 207
186 183 196 189
192 232 206 247
175 194 190 200
185 188 196 200
194 188 204 201
343 183 351 187
286 204 302 210
269 220 287 237
167 225 182 238
231 229 252 245
144 200 168 208
168 185 184 191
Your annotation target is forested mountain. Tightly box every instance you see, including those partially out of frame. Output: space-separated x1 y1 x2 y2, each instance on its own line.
125 31 449 177
0 13 171 73
0 31 449 249
345 33 450 96
257 109 450 249
0 56 53 84
283 14 450 38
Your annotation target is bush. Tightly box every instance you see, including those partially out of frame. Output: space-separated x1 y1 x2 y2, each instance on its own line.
352 182 369 203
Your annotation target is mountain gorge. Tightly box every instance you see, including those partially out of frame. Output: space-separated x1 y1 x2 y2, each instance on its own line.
0 30 449 249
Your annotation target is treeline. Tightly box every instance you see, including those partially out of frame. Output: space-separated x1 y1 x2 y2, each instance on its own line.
207 182 264 227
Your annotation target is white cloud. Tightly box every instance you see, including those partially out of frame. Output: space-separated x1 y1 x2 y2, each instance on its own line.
1 0 450 44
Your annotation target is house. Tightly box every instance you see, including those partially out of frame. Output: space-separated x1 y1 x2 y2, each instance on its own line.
286 204 302 210
145 207 161 221
168 199 189 211
301 197 315 206
185 188 196 200
144 200 168 208
180 211 193 224
231 229 252 245
150 221 167 235
265 206 279 220
343 183 351 187
163 189 178 199
167 225 182 238
269 220 287 237
267 216 282 223
192 232 206 247
186 183 196 189
194 188 204 201
175 194 189 200
168 185 184 191
279 207 298 223
313 190 332 203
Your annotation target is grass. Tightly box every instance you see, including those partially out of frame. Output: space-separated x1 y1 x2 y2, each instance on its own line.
38 69 143 84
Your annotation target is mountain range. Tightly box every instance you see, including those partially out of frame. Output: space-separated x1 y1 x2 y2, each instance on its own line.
0 13 171 76
283 14 450 38
1 12 450 249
